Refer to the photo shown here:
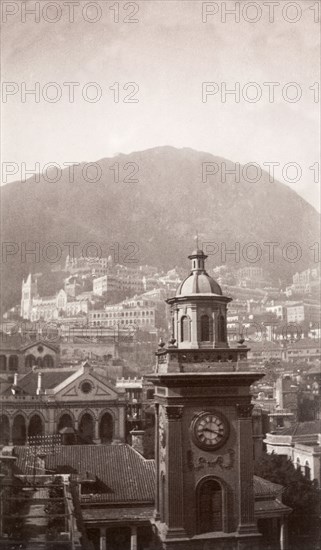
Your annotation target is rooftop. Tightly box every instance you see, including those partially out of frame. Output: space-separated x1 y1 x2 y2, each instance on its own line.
1 369 74 396
13 445 284 506
14 445 155 504
272 420 321 437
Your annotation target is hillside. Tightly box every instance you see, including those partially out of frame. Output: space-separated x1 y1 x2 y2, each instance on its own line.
1 146 319 314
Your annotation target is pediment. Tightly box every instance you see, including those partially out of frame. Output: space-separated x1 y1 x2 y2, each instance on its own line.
20 340 59 353
54 370 119 400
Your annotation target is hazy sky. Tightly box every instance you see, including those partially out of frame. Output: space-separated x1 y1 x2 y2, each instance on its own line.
2 0 320 208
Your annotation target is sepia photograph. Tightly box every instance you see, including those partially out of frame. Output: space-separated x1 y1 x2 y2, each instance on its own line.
0 1 320 549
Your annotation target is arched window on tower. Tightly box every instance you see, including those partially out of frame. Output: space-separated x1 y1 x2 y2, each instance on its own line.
218 315 226 342
181 316 190 342
304 461 311 480
200 315 210 342
197 478 223 534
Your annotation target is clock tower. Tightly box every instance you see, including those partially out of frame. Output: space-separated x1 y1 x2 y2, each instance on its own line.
147 247 264 550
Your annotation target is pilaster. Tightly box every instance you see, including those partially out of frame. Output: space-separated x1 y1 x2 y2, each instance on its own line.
154 403 160 520
165 405 186 537
236 403 258 535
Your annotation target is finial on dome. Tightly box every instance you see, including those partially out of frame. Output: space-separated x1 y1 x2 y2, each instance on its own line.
194 233 199 250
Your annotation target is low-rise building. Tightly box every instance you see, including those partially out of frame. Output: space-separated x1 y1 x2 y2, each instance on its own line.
0 361 126 446
264 420 321 484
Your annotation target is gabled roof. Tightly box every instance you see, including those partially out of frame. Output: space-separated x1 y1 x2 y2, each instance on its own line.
2 370 74 396
14 445 155 503
20 340 59 353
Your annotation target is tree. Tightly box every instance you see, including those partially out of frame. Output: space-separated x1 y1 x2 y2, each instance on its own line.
254 452 320 548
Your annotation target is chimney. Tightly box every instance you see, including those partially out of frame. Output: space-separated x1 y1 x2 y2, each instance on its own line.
130 429 145 456
13 372 18 386
36 372 43 395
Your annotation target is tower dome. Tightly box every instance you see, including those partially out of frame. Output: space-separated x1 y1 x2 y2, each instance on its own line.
176 249 222 297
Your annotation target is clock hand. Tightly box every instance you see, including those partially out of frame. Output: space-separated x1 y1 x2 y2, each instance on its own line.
203 428 221 435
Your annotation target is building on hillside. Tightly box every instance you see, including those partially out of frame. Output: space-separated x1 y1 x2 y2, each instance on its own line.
89 297 163 332
0 361 126 446
285 266 321 297
21 273 39 319
246 339 321 365
93 268 145 297
285 339 321 364
285 301 321 324
20 275 92 322
65 255 111 276
93 274 121 296
236 266 270 289
266 302 288 321
247 341 283 365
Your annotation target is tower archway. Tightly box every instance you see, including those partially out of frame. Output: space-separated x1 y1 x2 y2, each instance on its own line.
196 478 223 534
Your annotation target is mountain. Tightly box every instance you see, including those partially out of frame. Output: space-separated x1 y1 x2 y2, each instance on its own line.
1 146 320 314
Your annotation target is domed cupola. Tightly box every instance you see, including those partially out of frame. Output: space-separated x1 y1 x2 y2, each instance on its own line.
176 249 222 297
167 245 231 350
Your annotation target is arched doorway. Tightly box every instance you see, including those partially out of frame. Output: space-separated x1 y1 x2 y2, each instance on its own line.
25 354 36 369
197 478 223 534
28 414 44 439
79 413 94 443
58 413 74 432
99 413 113 443
0 355 7 371
0 415 10 444
12 415 26 445
43 355 54 368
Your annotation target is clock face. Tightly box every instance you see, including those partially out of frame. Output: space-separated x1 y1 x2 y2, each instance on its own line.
191 412 229 451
